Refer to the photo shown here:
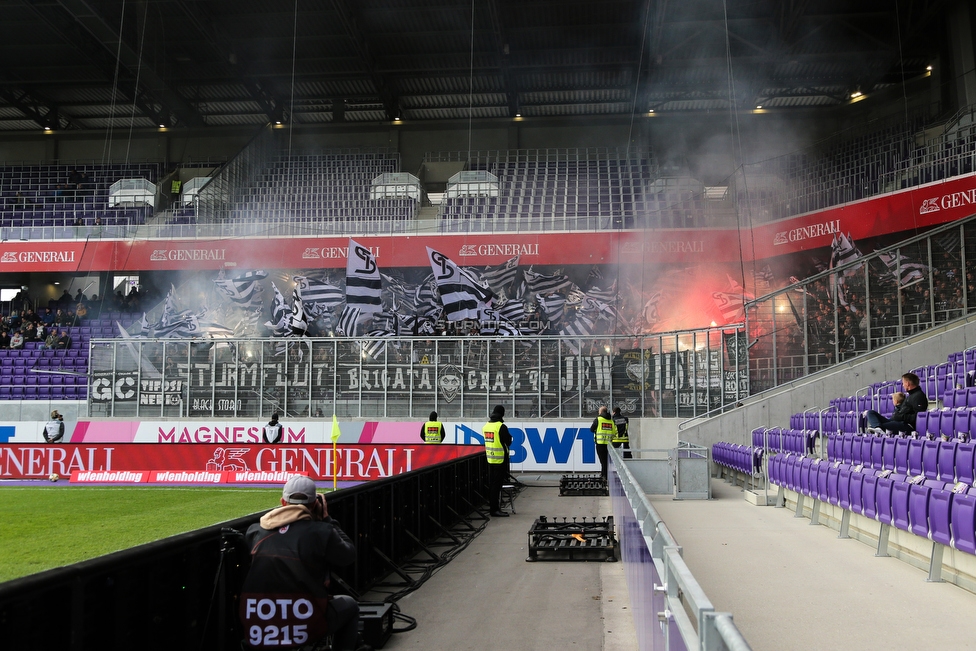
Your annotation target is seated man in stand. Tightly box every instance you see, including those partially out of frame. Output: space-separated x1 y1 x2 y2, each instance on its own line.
864 372 928 435
240 476 371 651
55 330 72 349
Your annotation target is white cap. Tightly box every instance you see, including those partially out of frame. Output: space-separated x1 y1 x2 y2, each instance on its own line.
282 475 317 504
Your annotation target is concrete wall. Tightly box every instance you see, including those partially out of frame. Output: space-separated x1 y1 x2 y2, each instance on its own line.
681 313 976 449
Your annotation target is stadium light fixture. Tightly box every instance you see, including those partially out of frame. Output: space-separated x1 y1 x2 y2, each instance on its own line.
926 65 933 71
850 91 862 99
755 105 762 109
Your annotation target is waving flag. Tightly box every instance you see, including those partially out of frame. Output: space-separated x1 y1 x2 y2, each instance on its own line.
335 304 362 337
712 275 753 323
482 256 520 293
289 289 309 336
877 250 928 288
294 276 343 317
264 282 290 334
427 247 494 321
346 239 383 313
213 270 267 307
524 268 573 296
830 233 863 276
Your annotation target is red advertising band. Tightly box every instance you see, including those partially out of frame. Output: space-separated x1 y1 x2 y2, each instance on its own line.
0 444 484 481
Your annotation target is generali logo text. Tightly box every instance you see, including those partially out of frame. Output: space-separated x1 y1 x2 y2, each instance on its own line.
773 219 841 246
1 250 77 263
919 188 976 215
302 246 380 259
150 248 226 262
458 243 539 257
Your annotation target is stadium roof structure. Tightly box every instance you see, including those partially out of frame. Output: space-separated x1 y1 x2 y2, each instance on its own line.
0 0 951 132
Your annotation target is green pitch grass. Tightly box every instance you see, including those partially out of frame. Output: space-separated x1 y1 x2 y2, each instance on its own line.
0 486 282 583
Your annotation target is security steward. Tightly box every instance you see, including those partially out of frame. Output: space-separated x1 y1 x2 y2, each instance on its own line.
590 406 617 480
611 407 632 459
43 410 64 443
240 475 371 651
263 413 283 444
420 411 445 443
483 404 512 517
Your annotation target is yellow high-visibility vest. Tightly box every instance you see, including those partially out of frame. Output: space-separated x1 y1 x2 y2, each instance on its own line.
612 417 629 443
483 421 505 464
595 416 616 445
423 421 443 443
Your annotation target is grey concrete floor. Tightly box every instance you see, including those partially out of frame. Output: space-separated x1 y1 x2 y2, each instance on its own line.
367 476 637 651
650 478 976 651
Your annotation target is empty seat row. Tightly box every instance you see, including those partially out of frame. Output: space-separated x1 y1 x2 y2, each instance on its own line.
751 427 816 455
789 411 858 433
0 385 86 399
769 453 976 556
826 433 976 484
712 442 761 475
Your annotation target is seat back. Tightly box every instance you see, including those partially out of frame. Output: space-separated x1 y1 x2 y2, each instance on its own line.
950 492 976 554
852 436 865 465
907 439 924 476
894 438 910 474
837 466 852 509
909 484 932 538
922 439 941 480
938 442 957 483
863 474 880 520
891 481 911 531
825 464 839 504
842 433 854 463
882 437 897 471
929 490 952 547
850 472 865 514
870 436 884 469
875 477 894 525
956 442 976 484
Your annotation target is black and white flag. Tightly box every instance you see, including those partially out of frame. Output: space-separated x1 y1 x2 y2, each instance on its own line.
213 270 267 307
346 239 383 313
524 268 573 296
294 276 343 318
495 298 525 323
427 247 494 321
538 293 567 325
264 282 290 334
482 256 520 294
289 289 309 337
335 304 362 337
829 233 863 276
877 250 927 288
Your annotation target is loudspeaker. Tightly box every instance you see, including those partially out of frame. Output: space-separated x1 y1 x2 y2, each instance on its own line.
358 601 393 648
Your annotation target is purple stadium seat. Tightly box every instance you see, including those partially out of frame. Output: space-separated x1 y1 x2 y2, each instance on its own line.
969 389 976 408
930 490 953 546
922 440 941 480
908 439 924 476
891 481 911 531
956 442 976 485
870 437 884 469
954 409 971 437
950 493 976 554
842 433 854 463
916 411 932 434
863 474 880 520
827 465 840 506
943 391 956 408
799 458 814 496
850 472 865 514
827 434 839 461
941 411 957 438
838 466 852 509
909 484 932 538
927 412 942 438
882 438 896 471
819 464 831 502
875 477 894 525
894 438 910 474
786 456 799 491
852 436 865 465
768 454 781 484
938 442 957 482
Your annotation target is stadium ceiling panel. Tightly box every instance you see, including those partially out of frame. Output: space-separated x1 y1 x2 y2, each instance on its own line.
0 0 950 132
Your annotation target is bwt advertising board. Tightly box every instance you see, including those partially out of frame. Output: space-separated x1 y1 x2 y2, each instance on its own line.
0 419 599 473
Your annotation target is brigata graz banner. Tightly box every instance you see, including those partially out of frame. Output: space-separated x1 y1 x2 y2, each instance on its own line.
0 443 483 481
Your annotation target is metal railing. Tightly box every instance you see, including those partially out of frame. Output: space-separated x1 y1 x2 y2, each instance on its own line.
87 328 748 419
610 445 752 650
0 451 488 651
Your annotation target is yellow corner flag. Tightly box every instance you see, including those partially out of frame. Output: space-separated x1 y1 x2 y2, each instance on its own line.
331 414 340 490
331 414 341 443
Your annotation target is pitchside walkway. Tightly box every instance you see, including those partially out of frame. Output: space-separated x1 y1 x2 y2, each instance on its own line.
650 478 976 651
369 475 637 651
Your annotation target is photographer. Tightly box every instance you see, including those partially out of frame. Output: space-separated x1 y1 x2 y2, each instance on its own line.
240 476 370 651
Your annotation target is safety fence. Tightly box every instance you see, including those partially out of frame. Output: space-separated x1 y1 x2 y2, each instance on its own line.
87 328 748 420
746 214 976 393
610 445 752 650
0 451 488 651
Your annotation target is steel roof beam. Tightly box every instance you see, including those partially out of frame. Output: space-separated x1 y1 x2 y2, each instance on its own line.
329 0 399 120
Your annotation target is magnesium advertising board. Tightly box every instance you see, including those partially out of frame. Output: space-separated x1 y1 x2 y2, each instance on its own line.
0 419 601 474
